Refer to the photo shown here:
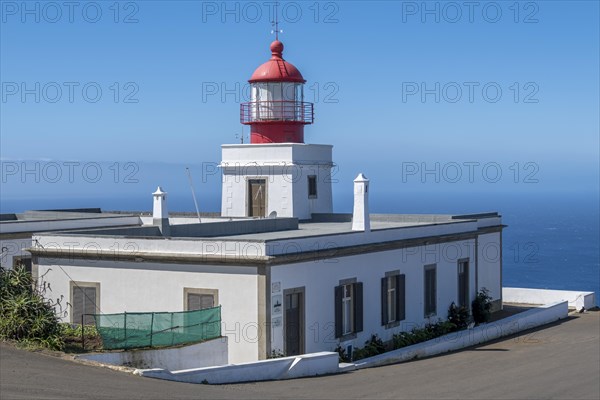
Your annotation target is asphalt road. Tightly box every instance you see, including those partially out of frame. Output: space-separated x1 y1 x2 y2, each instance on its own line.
1 311 599 400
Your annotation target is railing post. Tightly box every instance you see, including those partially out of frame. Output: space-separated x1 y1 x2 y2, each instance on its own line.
124 312 127 348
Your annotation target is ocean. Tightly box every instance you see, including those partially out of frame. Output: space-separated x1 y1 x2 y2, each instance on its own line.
2 191 598 301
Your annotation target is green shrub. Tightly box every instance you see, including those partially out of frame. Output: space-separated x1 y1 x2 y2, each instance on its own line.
430 320 457 336
60 323 98 338
472 288 493 324
335 344 350 363
0 266 66 350
392 320 458 350
268 349 285 359
447 302 470 330
352 334 386 361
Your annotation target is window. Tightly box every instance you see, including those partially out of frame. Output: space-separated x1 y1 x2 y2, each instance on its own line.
458 260 469 308
188 294 214 311
342 284 353 335
70 282 100 325
381 273 406 326
184 288 218 311
424 264 437 316
334 281 363 338
12 256 32 273
308 175 317 198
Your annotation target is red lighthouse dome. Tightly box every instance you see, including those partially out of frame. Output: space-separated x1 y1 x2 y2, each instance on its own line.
249 41 306 83
241 40 314 144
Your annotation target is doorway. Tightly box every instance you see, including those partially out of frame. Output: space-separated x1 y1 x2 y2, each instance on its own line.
283 287 305 356
248 179 266 217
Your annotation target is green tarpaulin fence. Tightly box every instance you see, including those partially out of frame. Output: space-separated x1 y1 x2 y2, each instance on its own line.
93 306 221 350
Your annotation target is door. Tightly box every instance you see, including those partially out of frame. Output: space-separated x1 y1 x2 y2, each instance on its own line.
284 288 305 356
248 179 266 217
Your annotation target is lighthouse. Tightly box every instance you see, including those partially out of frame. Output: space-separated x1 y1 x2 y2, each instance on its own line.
221 39 333 219
240 39 313 144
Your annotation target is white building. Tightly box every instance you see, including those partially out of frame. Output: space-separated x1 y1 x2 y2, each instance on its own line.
0 209 140 271
27 38 504 364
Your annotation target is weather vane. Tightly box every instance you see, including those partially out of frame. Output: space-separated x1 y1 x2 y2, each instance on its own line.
271 1 283 40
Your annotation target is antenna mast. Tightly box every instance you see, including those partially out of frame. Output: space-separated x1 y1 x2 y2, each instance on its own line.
236 127 245 144
185 167 202 223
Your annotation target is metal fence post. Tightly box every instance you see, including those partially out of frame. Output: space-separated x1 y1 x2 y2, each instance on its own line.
81 313 85 351
171 312 175 346
150 312 155 348
124 312 127 348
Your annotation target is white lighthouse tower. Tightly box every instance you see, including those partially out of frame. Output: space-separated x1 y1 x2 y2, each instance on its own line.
220 38 333 220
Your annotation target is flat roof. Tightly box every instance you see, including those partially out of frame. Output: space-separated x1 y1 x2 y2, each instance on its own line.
32 212 502 242
208 219 458 241
0 209 132 223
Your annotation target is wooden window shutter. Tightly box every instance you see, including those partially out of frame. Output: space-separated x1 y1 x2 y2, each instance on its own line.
73 286 84 324
397 274 406 321
354 282 364 333
73 286 97 325
381 277 388 325
188 293 202 311
84 287 97 325
334 285 343 338
200 294 214 309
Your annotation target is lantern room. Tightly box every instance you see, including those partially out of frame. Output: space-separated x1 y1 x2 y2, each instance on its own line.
240 40 314 144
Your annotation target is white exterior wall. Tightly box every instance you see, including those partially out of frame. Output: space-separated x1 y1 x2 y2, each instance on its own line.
37 259 260 364
477 232 502 301
77 337 228 370
503 287 596 309
221 144 333 219
138 351 340 384
33 234 267 258
221 171 294 218
291 165 334 219
269 239 477 355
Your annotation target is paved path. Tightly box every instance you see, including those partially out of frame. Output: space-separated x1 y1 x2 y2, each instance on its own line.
1 311 599 399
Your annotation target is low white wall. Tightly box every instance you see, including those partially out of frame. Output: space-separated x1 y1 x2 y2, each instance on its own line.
76 337 228 371
503 287 596 310
136 351 339 384
353 301 568 369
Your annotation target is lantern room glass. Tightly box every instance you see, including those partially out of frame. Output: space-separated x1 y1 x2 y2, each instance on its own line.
250 82 304 121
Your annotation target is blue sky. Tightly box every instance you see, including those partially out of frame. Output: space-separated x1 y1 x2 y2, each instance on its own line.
1 0 599 212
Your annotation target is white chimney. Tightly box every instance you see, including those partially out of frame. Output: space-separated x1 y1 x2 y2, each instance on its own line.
152 186 170 235
352 173 370 232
